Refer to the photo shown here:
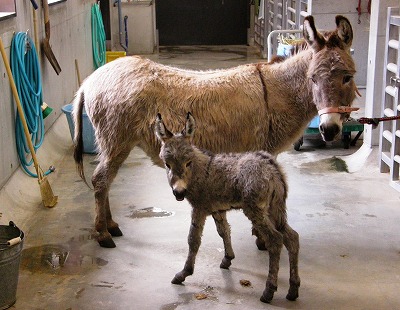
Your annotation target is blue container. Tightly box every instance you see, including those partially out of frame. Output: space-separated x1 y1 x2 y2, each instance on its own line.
61 103 97 154
308 116 320 129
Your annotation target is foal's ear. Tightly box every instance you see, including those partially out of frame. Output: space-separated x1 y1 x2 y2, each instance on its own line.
155 113 173 142
303 15 325 52
335 15 353 50
183 112 196 139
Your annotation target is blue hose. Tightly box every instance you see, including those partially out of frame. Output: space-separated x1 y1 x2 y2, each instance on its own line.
91 3 106 69
10 32 52 177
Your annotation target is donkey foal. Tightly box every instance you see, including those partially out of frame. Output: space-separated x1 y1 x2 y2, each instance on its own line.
155 113 300 303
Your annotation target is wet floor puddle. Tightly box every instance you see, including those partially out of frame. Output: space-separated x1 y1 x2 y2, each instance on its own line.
20 244 108 275
300 157 349 173
128 207 175 219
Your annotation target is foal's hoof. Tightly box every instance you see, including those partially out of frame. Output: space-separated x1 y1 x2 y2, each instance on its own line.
286 290 299 301
260 285 277 304
286 286 299 301
171 276 184 285
171 271 186 284
98 238 116 248
220 257 232 269
108 226 123 237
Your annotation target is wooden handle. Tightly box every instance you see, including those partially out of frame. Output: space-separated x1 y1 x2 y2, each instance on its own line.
0 37 43 180
42 0 51 39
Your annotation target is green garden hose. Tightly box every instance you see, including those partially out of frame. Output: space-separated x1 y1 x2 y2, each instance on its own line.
10 32 53 177
91 3 106 69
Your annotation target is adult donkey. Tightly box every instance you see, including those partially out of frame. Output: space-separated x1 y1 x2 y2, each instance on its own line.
73 15 357 248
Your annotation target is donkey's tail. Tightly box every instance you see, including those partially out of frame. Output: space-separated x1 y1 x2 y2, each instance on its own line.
72 89 92 189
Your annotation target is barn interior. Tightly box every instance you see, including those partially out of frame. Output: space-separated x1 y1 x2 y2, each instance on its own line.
0 1 399 309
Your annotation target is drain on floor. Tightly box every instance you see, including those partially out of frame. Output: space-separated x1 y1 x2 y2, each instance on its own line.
128 207 175 219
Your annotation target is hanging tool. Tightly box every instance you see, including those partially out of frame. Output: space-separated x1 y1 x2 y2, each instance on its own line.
75 59 82 86
41 0 62 74
0 37 58 208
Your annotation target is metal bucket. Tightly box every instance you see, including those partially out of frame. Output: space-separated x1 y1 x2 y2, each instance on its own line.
0 222 24 310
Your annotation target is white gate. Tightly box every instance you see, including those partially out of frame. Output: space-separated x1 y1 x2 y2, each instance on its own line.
254 0 312 58
379 7 400 191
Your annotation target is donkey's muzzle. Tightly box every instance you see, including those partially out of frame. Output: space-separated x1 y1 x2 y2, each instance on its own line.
173 189 186 201
319 123 340 142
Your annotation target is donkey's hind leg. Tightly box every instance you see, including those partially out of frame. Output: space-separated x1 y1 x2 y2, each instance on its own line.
282 223 300 301
243 206 284 303
212 211 235 269
252 227 267 251
105 196 123 237
92 149 131 248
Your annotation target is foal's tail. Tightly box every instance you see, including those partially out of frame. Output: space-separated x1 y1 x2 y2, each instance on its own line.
72 89 91 188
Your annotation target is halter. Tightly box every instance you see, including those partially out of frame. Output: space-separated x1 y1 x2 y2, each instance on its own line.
318 106 359 116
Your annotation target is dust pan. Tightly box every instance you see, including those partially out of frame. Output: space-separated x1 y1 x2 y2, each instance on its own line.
0 37 58 208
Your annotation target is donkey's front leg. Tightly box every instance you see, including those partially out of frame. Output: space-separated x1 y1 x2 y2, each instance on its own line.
212 211 235 269
172 210 207 284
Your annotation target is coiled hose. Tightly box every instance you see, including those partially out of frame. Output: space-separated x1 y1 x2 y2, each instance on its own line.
10 32 52 177
91 3 106 69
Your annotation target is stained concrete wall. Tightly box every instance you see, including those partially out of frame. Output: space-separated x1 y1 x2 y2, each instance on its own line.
0 0 95 188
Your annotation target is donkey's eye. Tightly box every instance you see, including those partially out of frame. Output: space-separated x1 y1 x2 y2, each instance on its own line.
343 75 353 84
165 163 171 169
185 161 192 168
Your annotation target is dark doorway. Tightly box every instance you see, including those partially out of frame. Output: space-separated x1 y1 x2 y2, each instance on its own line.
156 0 249 46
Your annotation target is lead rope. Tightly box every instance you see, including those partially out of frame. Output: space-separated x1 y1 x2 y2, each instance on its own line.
357 115 400 128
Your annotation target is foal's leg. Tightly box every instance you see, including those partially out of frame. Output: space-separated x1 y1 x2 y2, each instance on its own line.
252 227 267 251
242 206 283 303
281 223 300 301
212 211 235 269
92 149 131 248
172 210 207 284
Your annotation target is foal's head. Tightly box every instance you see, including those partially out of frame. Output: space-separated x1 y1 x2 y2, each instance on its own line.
155 113 196 201
304 15 358 142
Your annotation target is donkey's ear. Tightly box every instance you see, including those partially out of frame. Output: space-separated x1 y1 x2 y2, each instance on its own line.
155 113 173 142
335 15 353 50
183 112 196 139
303 15 325 52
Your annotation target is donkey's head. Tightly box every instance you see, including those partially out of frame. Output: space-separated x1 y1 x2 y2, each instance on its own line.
303 15 358 142
155 113 196 201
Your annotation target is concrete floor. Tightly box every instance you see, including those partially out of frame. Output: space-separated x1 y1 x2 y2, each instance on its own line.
1 46 400 310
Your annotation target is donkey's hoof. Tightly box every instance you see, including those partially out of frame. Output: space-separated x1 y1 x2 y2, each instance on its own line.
98 238 116 248
286 286 299 301
171 276 184 285
255 237 267 251
220 257 232 269
108 226 123 237
260 285 277 303
171 271 187 284
286 291 299 301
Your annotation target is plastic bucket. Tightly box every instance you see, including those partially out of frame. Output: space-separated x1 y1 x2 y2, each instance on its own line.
0 222 24 310
61 103 97 154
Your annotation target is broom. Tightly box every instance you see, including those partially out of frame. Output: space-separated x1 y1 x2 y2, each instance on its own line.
0 37 58 208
